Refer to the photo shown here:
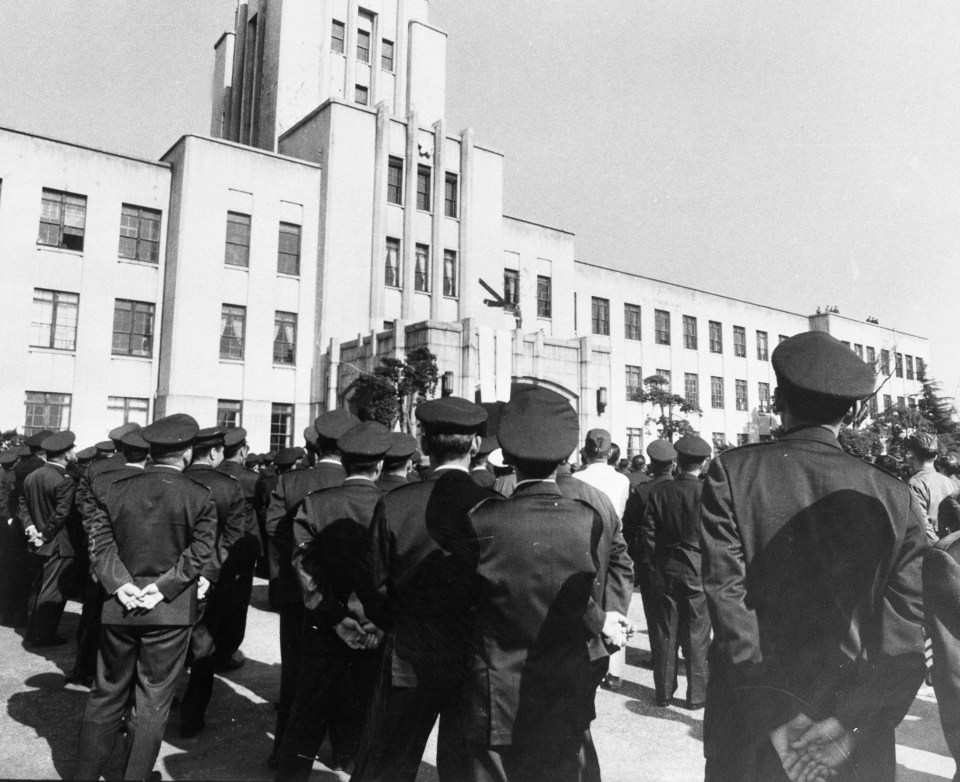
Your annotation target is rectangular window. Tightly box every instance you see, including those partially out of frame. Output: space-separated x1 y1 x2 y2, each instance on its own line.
38 188 86 251
868 395 878 416
655 309 671 345
355 84 369 106
592 297 610 336
733 326 746 357
357 29 371 63
906 355 914 380
416 166 431 211
387 157 403 205
683 315 697 349
656 369 672 390
854 344 864 360
444 172 458 218
503 269 520 310
624 304 641 340
737 434 749 446
711 376 724 409
217 399 242 430
24 392 71 437
270 403 294 450
626 428 643 459
277 222 301 275
443 250 458 297
881 349 891 373
917 357 926 379
684 373 699 408
735 379 748 411
414 244 430 292
756 330 769 361
220 304 246 360
883 394 892 410
112 299 155 357
331 20 346 54
225 211 251 267
712 432 727 449
866 346 876 365
895 353 904 378
118 204 161 262
382 39 395 71
709 320 722 353
273 311 297 365
626 365 643 400
385 237 401 287
31 289 79 351
897 395 905 408
536 275 551 318
107 396 149 428
758 382 770 413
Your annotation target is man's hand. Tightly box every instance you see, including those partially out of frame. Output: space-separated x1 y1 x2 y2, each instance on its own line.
601 611 630 647
25 524 43 548
334 617 371 649
197 576 211 601
786 717 855 782
135 583 165 611
359 621 385 649
115 583 143 612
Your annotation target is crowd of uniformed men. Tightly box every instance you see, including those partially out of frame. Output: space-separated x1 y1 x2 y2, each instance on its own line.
3 329 960 782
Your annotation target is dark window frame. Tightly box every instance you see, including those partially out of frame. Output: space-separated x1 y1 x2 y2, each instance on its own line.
273 311 297 365
592 296 610 336
112 298 155 358
536 275 551 318
624 304 641 341
709 320 723 353
38 188 87 252
655 309 670 345
118 203 161 263
387 157 403 205
224 211 251 268
277 222 301 275
31 288 79 351
385 237 401 288
220 304 247 360
683 315 697 350
416 166 432 212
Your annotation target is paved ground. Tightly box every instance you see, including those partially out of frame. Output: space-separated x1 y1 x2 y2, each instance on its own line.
0 580 955 781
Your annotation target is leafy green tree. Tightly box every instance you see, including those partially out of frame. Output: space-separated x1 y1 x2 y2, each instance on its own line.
352 347 439 433
631 374 702 442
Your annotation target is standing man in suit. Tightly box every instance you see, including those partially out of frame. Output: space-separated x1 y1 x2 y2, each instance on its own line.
642 435 712 709
19 430 79 647
700 331 927 782
276 421 391 782
265 410 358 769
353 397 498 782
74 413 217 782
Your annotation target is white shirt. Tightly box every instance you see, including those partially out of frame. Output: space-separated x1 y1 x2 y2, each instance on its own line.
573 462 630 517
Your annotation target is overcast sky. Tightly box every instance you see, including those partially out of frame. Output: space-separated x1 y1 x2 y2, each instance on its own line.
3 1 959 396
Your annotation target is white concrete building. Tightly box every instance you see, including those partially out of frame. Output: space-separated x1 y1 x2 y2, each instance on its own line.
0 0 931 452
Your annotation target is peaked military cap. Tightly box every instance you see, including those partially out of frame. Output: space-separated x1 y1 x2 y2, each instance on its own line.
647 439 678 462
478 402 504 454
16 445 32 458
498 387 579 463
108 422 141 442
338 421 393 458
41 430 76 456
675 435 712 459
303 426 320 449
25 430 53 449
118 428 149 452
95 440 116 454
264 451 277 463
584 428 612 453
274 447 304 467
76 447 98 463
0 451 19 467
143 413 199 450
416 397 487 433
222 427 247 449
193 427 227 449
772 330 875 401
314 410 360 441
385 432 418 460
245 453 263 467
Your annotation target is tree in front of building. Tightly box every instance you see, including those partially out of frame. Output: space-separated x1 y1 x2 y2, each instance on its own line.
351 347 439 433
632 374 702 442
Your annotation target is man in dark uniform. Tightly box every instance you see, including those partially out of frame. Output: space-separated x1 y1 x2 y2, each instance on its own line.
700 331 927 782
276 421 391 782
9 433 50 628
469 402 502 490
84 423 140 486
265 410 359 769
0 449 21 627
215 426 262 670
461 389 630 781
622 438 676 667
19 430 79 647
179 426 249 737
257 446 304 598
74 413 217 781
627 454 651 489
375 432 419 493
642 434 712 709
353 398 499 782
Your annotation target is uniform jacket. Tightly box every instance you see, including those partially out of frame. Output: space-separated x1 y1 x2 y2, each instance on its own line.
184 463 247 583
87 464 218 626
18 462 78 557
85 454 128 483
265 460 345 605
622 472 673 574
924 531 960 781
700 426 927 781
218 459 262 561
293 477 384 625
464 481 610 746
1 466 17 520
81 464 146 575
363 468 498 687
641 473 703 574
375 472 409 493
11 455 44 532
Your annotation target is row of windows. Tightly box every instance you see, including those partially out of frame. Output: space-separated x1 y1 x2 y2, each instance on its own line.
625 366 772 412
593 298 779 359
330 18 394 72
499 269 553 319
387 159 459 217
220 305 298 365
384 239 459 296
225 212 304 275
217 399 293 451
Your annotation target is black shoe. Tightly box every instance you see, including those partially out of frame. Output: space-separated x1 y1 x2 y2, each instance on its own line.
179 719 205 739
655 697 670 707
27 635 68 648
602 674 623 691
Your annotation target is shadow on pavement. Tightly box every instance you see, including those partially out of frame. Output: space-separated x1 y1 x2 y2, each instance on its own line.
898 693 951 757
18 610 80 675
896 765 954 782
619 681 704 743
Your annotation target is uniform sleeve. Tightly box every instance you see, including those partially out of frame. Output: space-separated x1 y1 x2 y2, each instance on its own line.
292 500 349 625
603 515 633 615
639 491 659 574
358 499 394 631
265 476 287 538
87 488 134 594
155 490 218 601
939 495 960 538
204 482 248 582
39 473 77 541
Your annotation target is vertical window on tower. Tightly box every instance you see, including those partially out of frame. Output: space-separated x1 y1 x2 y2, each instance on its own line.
536 276 551 318
866 346 876 366
868 395 878 416
918 357 926 379
756 330 769 361
355 85 369 106
880 349 890 373
444 173 459 218
711 376 724 409
224 212 251 267
387 157 403 205
906 355 914 380
625 365 643 400
270 404 294 450
591 297 610 336
683 315 697 349
217 400 242 430
39 188 87 251
624 304 641 340
356 29 371 63
655 309 670 345
443 250 458 297
273 311 297 365
414 244 430 292
883 394 892 410
384 237 401 288
382 39 395 71
709 320 723 353
503 270 519 311
735 379 748 411
758 382 770 413
685 373 699 407
416 166 432 211
331 20 346 54
277 222 301 275
733 326 746 357
220 305 246 360
895 353 904 378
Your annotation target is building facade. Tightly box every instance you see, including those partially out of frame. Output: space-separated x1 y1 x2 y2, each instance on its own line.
1 0 931 453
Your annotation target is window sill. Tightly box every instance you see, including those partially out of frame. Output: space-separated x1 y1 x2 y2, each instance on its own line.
444 215 460 222
220 358 245 365
537 315 552 322
277 272 300 280
36 245 83 257
28 346 76 355
224 264 249 272
273 363 296 369
416 209 433 216
111 354 153 363
444 295 460 301
385 284 402 291
414 290 431 296
118 258 159 269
